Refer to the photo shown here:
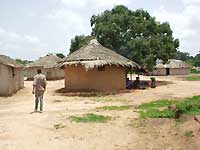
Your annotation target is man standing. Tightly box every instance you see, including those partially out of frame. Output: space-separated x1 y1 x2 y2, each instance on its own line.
32 69 47 113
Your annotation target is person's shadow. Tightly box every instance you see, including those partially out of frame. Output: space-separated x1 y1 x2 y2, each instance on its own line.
30 111 43 114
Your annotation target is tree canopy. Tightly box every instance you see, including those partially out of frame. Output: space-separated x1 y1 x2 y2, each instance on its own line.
70 35 93 54
69 5 180 70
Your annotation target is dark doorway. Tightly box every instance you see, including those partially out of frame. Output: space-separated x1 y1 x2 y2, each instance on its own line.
166 68 170 75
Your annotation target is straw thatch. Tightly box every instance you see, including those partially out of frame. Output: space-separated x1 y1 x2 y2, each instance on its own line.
61 39 139 70
165 59 191 68
155 59 191 69
0 54 23 68
26 55 62 68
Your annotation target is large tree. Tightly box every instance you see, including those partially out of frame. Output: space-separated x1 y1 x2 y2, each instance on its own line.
194 53 200 67
70 35 93 54
70 5 179 70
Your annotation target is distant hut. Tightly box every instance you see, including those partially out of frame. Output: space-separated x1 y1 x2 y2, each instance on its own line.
25 55 64 80
0 55 24 96
153 59 191 76
60 39 138 91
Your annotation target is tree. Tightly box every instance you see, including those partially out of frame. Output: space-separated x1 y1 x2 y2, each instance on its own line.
69 35 93 53
56 53 65 59
194 53 200 67
70 5 179 71
175 51 191 61
16 59 33 65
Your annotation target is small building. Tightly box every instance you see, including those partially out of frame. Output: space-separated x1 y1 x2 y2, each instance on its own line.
0 55 24 96
25 55 64 80
60 39 138 91
153 59 191 76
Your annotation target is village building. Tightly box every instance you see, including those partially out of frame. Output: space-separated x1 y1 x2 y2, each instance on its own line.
0 55 24 96
25 55 64 80
153 59 191 76
60 39 139 91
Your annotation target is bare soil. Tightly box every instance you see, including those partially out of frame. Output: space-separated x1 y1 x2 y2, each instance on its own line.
0 75 200 150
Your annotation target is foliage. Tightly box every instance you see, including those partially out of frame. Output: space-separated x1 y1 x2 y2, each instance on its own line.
185 130 194 138
90 5 179 70
69 113 111 123
191 69 200 74
16 59 33 65
138 96 200 118
69 5 179 71
97 105 132 110
69 35 93 53
56 53 65 59
175 51 193 61
194 53 200 67
186 76 200 81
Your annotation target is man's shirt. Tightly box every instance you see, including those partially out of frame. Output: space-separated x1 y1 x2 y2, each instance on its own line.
33 74 47 96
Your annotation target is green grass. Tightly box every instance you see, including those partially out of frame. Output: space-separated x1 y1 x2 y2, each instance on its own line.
191 69 200 74
185 130 194 138
97 105 133 111
69 113 112 123
138 96 200 118
186 76 200 81
54 123 65 129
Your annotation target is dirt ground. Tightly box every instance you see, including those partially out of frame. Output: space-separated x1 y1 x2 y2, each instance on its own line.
0 75 200 150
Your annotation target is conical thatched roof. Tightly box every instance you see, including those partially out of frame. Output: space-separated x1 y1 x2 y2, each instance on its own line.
165 59 191 68
155 59 191 69
61 39 139 70
26 55 62 68
0 54 23 68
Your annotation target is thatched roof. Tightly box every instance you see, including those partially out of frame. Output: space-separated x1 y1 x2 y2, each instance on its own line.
166 59 191 68
61 39 139 70
26 55 62 68
0 54 23 68
155 59 191 69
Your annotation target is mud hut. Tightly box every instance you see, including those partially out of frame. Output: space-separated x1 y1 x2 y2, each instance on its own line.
25 55 64 80
153 59 191 75
0 55 24 96
60 39 139 91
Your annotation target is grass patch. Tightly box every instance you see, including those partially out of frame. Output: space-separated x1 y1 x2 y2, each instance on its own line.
186 76 200 81
191 69 200 74
138 96 200 118
185 130 194 138
69 113 112 123
97 105 132 111
54 123 65 129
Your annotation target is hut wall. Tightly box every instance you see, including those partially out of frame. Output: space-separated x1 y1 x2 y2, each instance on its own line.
152 68 166 76
169 68 190 75
46 68 64 80
0 64 24 96
64 65 126 91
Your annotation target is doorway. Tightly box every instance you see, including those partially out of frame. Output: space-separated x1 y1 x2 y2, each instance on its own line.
166 68 170 75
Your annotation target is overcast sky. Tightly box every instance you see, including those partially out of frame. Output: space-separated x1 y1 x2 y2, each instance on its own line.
0 0 199 60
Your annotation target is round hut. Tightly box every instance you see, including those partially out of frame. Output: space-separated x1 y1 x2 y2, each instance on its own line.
25 55 64 80
0 55 24 96
60 39 139 91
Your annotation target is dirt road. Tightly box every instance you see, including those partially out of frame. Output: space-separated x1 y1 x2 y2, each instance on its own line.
0 76 200 150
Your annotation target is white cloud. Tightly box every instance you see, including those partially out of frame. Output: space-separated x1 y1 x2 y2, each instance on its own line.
0 27 47 60
153 1 200 55
183 0 200 5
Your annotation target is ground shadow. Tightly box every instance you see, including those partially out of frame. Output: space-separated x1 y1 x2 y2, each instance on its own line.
55 80 172 97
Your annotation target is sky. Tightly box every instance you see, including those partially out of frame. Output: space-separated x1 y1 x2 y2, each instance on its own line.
0 0 199 60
